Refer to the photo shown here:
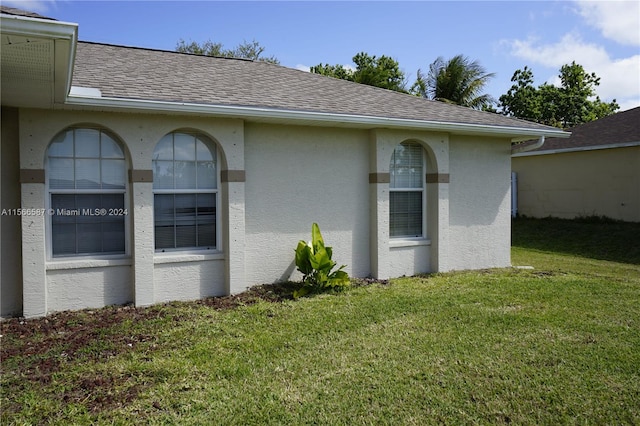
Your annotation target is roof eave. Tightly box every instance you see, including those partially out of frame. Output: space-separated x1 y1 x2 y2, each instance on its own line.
512 140 640 157
0 13 77 38
1 13 78 106
64 94 570 141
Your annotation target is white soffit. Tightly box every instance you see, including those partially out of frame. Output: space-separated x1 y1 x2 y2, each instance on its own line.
0 14 77 108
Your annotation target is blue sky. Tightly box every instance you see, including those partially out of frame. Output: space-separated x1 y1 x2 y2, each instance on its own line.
6 0 640 111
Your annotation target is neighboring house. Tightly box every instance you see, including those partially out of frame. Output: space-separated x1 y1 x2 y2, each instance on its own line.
0 8 568 318
512 107 640 222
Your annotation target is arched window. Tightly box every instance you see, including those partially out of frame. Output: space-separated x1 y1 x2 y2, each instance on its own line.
47 128 127 256
152 131 217 251
389 142 425 238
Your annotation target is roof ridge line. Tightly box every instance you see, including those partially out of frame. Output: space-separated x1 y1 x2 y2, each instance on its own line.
78 40 259 63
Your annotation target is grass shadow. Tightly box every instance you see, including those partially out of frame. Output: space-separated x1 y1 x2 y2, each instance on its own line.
512 217 640 265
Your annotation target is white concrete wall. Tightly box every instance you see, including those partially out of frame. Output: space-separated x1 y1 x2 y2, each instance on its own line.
448 136 512 270
47 263 132 312
16 109 243 316
1 107 23 317
370 129 450 277
11 108 516 316
243 123 371 284
153 257 225 302
389 244 430 277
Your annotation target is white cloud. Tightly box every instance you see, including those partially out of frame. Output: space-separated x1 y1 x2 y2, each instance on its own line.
1 0 56 13
344 64 357 73
617 99 640 112
500 1 640 109
503 33 640 108
595 55 640 103
295 64 357 74
506 33 609 68
574 0 640 46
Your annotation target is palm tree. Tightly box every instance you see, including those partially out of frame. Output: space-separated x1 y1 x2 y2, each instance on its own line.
412 55 495 110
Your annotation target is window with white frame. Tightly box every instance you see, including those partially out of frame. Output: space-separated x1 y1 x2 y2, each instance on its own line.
152 132 217 251
389 142 425 238
47 128 127 257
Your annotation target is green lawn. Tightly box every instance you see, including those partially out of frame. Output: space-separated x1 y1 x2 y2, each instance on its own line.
2 218 639 425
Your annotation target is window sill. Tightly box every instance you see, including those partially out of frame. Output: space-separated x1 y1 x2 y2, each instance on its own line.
389 238 431 248
154 251 224 264
47 257 132 271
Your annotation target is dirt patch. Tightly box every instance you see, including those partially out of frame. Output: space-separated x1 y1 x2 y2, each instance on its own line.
531 270 564 278
352 277 390 286
1 279 389 417
1 304 169 416
64 373 144 413
0 283 301 417
2 305 163 365
1 283 297 368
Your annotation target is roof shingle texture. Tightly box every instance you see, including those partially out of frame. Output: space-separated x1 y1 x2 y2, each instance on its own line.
524 106 640 152
72 42 558 132
0 6 55 20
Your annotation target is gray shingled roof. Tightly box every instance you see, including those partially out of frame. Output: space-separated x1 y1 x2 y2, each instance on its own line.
72 42 561 133
519 107 640 152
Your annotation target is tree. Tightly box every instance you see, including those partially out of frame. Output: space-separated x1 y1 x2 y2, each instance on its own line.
499 62 619 128
176 39 279 64
411 54 495 110
555 62 619 127
497 66 542 122
310 52 407 92
310 63 353 81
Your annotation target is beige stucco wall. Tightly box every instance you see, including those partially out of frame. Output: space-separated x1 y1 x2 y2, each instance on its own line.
370 128 450 277
15 109 245 316
47 262 132 312
5 107 515 317
243 123 371 285
389 244 431 276
512 147 640 222
153 257 225 302
1 107 24 316
448 136 512 270
243 124 456 283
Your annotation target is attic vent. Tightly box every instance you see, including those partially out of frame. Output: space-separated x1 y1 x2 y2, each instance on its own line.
69 86 102 98
1 40 52 82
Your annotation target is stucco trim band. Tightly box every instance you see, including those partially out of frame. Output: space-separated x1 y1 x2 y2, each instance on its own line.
369 173 390 184
426 173 450 183
221 170 246 183
20 169 45 183
129 169 153 183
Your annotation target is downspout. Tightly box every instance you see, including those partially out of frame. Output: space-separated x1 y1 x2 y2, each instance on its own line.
511 135 545 154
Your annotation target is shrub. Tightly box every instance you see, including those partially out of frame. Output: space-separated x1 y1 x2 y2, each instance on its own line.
294 223 350 298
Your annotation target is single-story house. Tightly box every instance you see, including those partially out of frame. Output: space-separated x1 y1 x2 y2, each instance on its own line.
512 107 639 222
0 7 568 318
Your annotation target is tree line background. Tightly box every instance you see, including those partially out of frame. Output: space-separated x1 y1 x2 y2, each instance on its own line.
176 39 620 130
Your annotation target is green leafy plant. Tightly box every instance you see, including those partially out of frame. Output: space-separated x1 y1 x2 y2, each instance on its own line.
294 223 350 298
